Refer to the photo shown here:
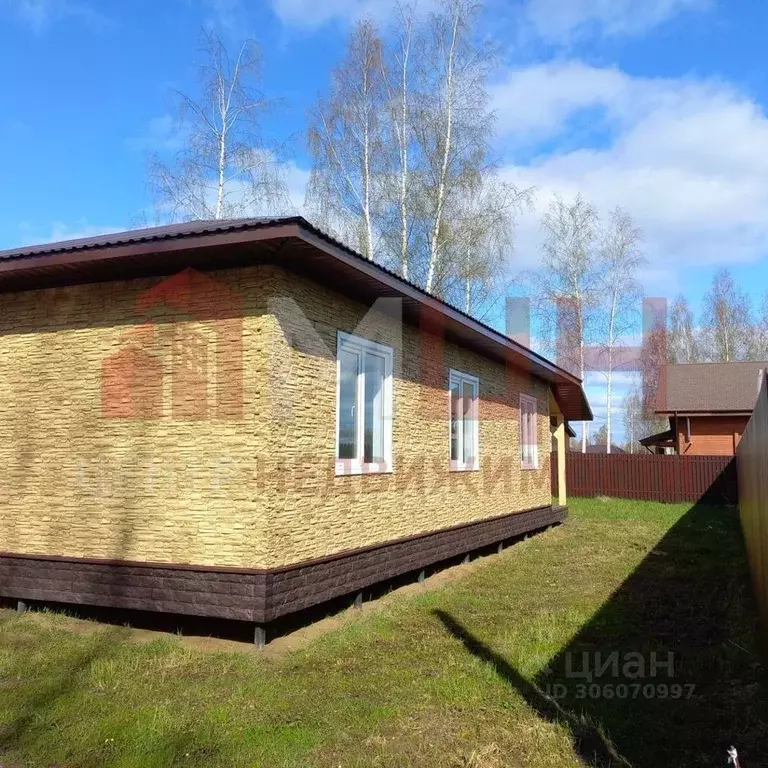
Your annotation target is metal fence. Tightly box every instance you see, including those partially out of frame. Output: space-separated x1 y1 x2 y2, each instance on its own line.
552 452 738 505
737 374 768 645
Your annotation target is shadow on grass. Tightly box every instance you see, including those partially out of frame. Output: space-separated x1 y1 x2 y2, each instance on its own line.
436 504 768 767
0 624 127 752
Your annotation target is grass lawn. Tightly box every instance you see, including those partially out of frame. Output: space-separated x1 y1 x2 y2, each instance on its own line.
1 499 766 767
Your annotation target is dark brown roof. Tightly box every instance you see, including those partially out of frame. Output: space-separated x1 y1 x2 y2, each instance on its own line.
657 362 768 414
0 216 591 420
639 429 675 447
0 218 286 261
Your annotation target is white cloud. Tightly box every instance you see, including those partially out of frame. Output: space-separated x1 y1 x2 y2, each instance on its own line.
270 0 435 30
128 115 184 153
7 220 124 250
4 0 110 32
202 0 250 32
522 0 709 43
285 162 310 214
269 0 382 28
489 61 627 143
497 61 768 290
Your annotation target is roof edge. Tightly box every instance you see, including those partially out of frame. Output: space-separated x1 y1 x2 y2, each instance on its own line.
0 216 592 419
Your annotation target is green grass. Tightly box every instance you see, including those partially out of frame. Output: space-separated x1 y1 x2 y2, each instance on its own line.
1 498 766 767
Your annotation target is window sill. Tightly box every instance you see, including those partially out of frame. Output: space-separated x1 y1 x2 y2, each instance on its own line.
450 461 480 472
521 463 539 471
335 460 393 476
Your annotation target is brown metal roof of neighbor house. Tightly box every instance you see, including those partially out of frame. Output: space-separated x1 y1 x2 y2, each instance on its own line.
0 216 592 421
657 362 768 415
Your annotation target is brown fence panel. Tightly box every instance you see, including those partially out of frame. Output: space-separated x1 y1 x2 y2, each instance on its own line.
552 452 738 504
737 375 768 643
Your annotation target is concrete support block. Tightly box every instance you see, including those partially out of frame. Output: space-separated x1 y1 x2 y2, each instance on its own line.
254 624 266 650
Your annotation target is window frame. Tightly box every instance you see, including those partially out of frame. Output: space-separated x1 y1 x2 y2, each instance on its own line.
335 331 394 476
520 393 539 470
448 368 480 472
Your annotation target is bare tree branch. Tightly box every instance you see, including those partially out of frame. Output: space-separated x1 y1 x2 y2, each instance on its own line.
593 207 645 452
148 29 290 223
701 269 753 361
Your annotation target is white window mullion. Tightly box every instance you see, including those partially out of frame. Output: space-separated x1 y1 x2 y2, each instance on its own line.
520 394 538 470
336 331 393 476
449 369 479 471
356 350 365 466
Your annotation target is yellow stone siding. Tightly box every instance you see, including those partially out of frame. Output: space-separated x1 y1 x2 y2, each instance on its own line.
263 268 551 567
0 269 275 567
0 263 551 569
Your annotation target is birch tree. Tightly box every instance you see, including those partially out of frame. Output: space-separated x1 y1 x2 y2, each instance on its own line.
381 4 417 278
442 178 533 317
305 0 519 319
531 194 600 452
149 30 289 222
751 291 768 360
668 295 700 364
306 20 386 260
701 269 753 362
413 0 495 295
594 208 645 452
591 424 608 447
622 387 643 454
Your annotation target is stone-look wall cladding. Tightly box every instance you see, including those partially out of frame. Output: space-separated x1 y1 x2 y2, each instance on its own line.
0 267 276 568
0 261 551 571
264 267 551 568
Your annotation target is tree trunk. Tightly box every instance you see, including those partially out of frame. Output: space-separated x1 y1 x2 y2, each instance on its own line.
216 127 226 220
426 7 459 294
362 64 374 260
398 23 411 280
606 291 618 454
606 370 612 454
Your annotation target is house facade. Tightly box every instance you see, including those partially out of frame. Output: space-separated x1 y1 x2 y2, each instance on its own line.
0 218 590 643
642 362 767 456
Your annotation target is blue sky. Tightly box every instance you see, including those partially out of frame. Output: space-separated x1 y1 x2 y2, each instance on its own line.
2 0 768 441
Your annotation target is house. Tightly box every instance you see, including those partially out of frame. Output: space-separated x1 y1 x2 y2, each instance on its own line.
641 362 767 456
0 217 591 645
582 444 627 455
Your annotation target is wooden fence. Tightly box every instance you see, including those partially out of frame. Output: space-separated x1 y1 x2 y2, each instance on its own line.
552 452 738 504
737 373 768 644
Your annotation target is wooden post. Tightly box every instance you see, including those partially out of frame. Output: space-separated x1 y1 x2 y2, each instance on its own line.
554 414 567 507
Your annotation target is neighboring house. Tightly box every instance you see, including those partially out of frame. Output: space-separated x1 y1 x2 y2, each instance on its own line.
582 444 627 455
0 218 591 644
641 362 767 456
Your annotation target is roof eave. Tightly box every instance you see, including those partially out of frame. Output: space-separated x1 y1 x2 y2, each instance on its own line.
656 410 754 417
294 224 592 421
0 217 593 421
